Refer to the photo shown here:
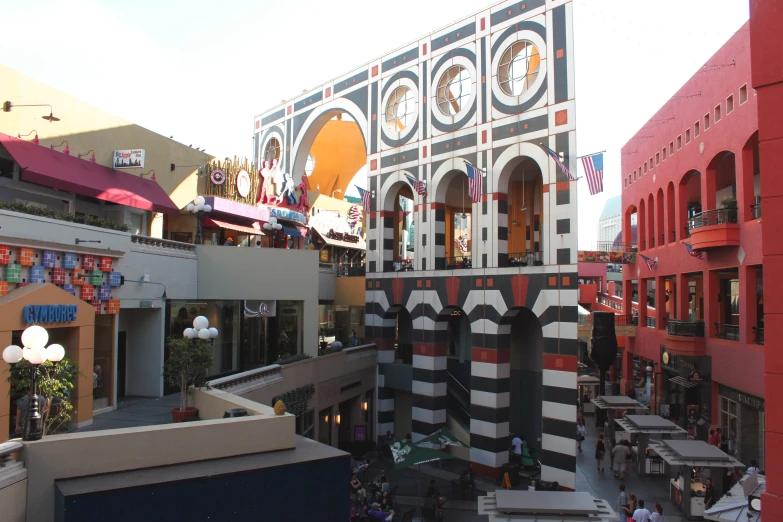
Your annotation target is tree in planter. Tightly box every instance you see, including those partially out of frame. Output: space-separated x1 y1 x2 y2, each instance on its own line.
163 336 214 412
6 357 79 435
721 197 738 223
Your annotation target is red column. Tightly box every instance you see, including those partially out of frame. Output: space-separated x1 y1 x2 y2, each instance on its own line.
676 182 688 242
740 266 758 345
752 0 783 513
656 275 666 330
703 166 717 211
676 273 690 321
638 279 648 327
703 270 719 338
739 139 755 223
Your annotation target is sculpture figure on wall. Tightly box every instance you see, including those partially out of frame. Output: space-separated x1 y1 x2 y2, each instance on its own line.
256 160 274 205
276 171 297 206
296 173 310 214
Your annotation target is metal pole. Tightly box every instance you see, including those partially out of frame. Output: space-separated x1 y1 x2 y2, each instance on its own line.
23 364 43 441
195 210 204 245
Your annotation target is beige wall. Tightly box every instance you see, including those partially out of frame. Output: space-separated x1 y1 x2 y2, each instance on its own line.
335 276 366 307
196 245 319 355
190 387 277 418
0 478 26 522
0 64 212 235
22 391 293 522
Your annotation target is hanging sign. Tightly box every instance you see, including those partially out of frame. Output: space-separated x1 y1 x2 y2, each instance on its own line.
210 169 226 185
327 229 360 244
236 170 251 198
113 149 145 169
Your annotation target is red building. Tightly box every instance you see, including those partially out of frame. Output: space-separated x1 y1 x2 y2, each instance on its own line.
620 23 765 467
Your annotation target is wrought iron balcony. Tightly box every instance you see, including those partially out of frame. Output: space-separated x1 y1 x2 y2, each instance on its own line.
688 208 738 231
714 323 740 341
502 251 543 267
666 319 705 337
645 316 656 328
444 255 472 270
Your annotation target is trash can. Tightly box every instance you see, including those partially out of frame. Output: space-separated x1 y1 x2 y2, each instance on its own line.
223 408 248 418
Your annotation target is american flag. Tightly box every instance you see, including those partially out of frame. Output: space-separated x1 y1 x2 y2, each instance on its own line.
355 186 371 212
684 242 705 260
639 254 657 272
405 175 427 197
580 153 604 195
538 143 575 181
465 162 483 203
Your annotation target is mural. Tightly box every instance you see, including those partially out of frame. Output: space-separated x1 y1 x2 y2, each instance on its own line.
578 250 637 264
257 159 310 215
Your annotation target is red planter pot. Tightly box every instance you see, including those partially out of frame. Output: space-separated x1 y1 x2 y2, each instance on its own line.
171 406 199 423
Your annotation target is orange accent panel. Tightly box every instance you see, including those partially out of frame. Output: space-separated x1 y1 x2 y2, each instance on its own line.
287 106 292 115
562 276 571 286
492 193 508 201
414 343 447 357
370 159 378 171
548 276 557 287
472 348 509 364
543 354 577 372
19 248 34 266
417 280 422 288
664 334 707 356
372 113 377 121
423 145 427 158
325 87 331 98
542 184 550 193
375 281 381 288
430 202 447 211
372 65 378 77
487 278 494 287
482 130 487 144
426 280 431 288
556 181 570 191
556 48 565 59
480 18 485 31
255 120 259 129
423 43 427 55
555 110 568 126
688 223 740 249
476 278 483 287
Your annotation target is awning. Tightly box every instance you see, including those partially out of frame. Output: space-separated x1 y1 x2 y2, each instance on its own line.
669 376 699 388
0 133 180 215
203 218 259 235
283 227 302 237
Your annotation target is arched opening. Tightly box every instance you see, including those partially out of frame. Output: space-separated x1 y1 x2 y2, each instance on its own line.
656 188 665 248
387 305 413 365
706 151 737 221
638 198 647 250
666 182 676 243
647 193 655 248
381 180 416 272
434 170 474 269
623 205 638 249
678 170 701 239
502 307 544 443
742 132 760 220
499 157 544 266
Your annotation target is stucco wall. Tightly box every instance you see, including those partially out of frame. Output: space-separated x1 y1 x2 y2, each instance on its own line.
113 247 198 305
335 276 366 307
0 476 26 522
118 308 165 397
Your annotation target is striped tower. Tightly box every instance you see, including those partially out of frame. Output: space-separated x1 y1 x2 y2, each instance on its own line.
541 354 578 487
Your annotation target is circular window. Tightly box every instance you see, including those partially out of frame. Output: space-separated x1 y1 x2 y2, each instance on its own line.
498 41 541 97
264 138 281 163
436 65 472 116
305 154 315 175
384 86 417 132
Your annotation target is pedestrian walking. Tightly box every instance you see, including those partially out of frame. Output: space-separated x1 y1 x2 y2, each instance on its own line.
624 440 633 475
617 484 628 522
621 493 637 521
612 441 629 480
595 435 606 472
650 503 663 522
609 439 617 473
631 499 651 522
576 418 586 453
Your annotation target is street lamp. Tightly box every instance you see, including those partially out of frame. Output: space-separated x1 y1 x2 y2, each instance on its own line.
2 325 65 441
183 315 218 341
186 196 212 245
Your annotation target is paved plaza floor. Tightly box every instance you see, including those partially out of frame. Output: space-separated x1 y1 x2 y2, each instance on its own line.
73 394 180 432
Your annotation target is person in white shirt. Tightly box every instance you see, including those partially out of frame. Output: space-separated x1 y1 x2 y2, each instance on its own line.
650 503 664 522
748 459 760 473
576 418 586 452
632 499 652 522
510 434 523 464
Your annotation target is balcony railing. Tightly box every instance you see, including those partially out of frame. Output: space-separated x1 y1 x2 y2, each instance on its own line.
688 208 738 231
444 255 472 270
714 323 740 341
616 314 638 326
596 241 638 252
645 316 656 328
666 319 705 337
503 251 543 267
132 235 197 253
597 295 623 311
336 262 366 277
751 200 762 219
753 326 764 345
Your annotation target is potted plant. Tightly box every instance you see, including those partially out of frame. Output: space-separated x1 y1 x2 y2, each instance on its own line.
721 196 738 222
164 336 213 422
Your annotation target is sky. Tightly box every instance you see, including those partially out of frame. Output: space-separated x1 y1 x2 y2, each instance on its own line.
0 0 749 248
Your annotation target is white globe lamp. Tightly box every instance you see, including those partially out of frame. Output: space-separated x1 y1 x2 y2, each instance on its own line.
24 345 47 365
46 344 65 363
193 195 205 207
22 325 49 350
187 203 195 212
208 327 218 339
198 328 211 340
2 345 23 364
193 316 209 330
183 328 197 339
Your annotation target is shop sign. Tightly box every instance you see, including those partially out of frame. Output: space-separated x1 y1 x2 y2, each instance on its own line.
23 304 78 324
688 371 702 382
279 305 298 316
113 149 145 169
718 384 764 411
210 169 226 185
660 345 709 377
270 207 307 226
327 229 360 244
236 170 251 198
244 300 276 317
336 304 349 312
139 301 152 308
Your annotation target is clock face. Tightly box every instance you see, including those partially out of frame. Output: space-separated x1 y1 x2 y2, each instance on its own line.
662 352 670 365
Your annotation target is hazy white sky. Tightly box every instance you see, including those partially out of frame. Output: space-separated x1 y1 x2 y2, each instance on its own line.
1 0 749 248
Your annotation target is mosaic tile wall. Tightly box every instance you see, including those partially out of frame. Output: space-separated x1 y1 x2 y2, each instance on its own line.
0 245 121 315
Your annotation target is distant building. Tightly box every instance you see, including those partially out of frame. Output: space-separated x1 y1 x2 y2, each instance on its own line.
597 196 621 246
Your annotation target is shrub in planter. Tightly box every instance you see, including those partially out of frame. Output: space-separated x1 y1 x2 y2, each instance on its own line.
721 197 738 222
163 336 213 420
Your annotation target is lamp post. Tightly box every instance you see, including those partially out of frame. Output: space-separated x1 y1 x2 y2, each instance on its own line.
646 362 658 415
263 216 283 248
186 196 212 245
2 325 65 441
183 316 218 341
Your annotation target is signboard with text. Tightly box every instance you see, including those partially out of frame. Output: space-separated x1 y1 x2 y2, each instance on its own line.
113 149 145 169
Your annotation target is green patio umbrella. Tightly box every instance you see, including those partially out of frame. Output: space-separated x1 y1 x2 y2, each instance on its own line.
389 441 456 507
414 426 469 448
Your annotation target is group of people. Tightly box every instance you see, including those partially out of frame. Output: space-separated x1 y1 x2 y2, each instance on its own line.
350 465 396 522
593 435 635 480
617 485 664 521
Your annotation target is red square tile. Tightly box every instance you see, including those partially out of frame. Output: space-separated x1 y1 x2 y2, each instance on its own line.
370 159 378 171
0 245 10 265
555 110 568 126
287 105 292 115
422 43 427 55
371 65 378 77
72 268 85 286
556 48 565 59
80 285 94 302
52 267 66 285
423 146 428 159
487 278 494 287
325 87 331 98
480 18 485 31
82 255 95 270
0 282 7 296
100 256 112 272
482 130 487 144
255 120 259 129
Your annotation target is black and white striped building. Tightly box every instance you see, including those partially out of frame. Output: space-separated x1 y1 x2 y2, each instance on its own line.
254 0 578 488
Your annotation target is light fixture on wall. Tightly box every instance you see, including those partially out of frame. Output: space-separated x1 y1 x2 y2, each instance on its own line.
78 150 96 163
336 413 341 425
17 130 39 145
141 170 157 181
3 101 60 122
324 414 330 423
187 196 212 245
362 401 368 411
3 325 66 441
50 140 70 155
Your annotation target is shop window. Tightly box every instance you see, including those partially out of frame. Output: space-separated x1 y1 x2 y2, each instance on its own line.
264 138 281 163
498 40 541 96
720 396 738 449
694 121 700 137
727 94 734 114
677 135 682 150
436 65 472 116
739 84 748 105
685 129 691 144
704 113 710 130
715 104 722 123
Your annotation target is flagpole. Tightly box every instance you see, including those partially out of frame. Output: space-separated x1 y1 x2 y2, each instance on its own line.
576 150 606 159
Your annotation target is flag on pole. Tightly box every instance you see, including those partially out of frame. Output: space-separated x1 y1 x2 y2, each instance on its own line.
356 186 371 211
537 143 575 181
684 242 705 260
639 254 658 272
465 163 483 203
405 175 427 197
580 153 604 195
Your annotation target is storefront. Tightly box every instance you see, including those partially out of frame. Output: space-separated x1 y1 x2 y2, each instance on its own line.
660 346 712 441
717 384 764 469
0 284 103 436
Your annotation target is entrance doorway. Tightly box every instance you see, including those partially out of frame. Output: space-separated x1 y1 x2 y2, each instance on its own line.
117 332 127 399
503 307 544 443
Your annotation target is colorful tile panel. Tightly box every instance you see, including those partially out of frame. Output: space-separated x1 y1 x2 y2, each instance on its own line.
0 282 7 296
30 265 45 283
100 256 112 272
90 269 103 286
5 264 22 283
42 250 57 268
109 271 122 287
19 248 34 266
105 299 120 315
80 285 94 302
62 284 75 296
0 245 10 265
63 253 78 269
52 267 66 285
82 255 95 271
92 298 102 314
98 285 111 301
71 269 85 286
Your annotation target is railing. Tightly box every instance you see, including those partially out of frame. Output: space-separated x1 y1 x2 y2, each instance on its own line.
0 441 23 467
132 235 197 252
688 208 739 230
503 251 543 267
444 255 472 270
392 259 415 272
666 319 705 337
753 326 764 345
446 371 471 430
596 241 638 252
683 226 691 239
646 316 656 328
318 262 336 273
715 323 740 341
615 314 638 326
598 295 623 311
207 365 283 391
336 262 366 277
751 200 762 219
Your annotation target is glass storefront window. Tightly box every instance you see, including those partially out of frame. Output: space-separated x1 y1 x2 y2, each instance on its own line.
93 315 115 410
169 301 241 377
278 301 301 357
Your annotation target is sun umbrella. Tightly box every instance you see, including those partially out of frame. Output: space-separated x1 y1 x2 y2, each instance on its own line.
414 426 469 448
389 441 456 507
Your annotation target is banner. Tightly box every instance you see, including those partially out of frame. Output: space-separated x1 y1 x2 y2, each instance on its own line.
113 149 145 169
578 250 636 264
